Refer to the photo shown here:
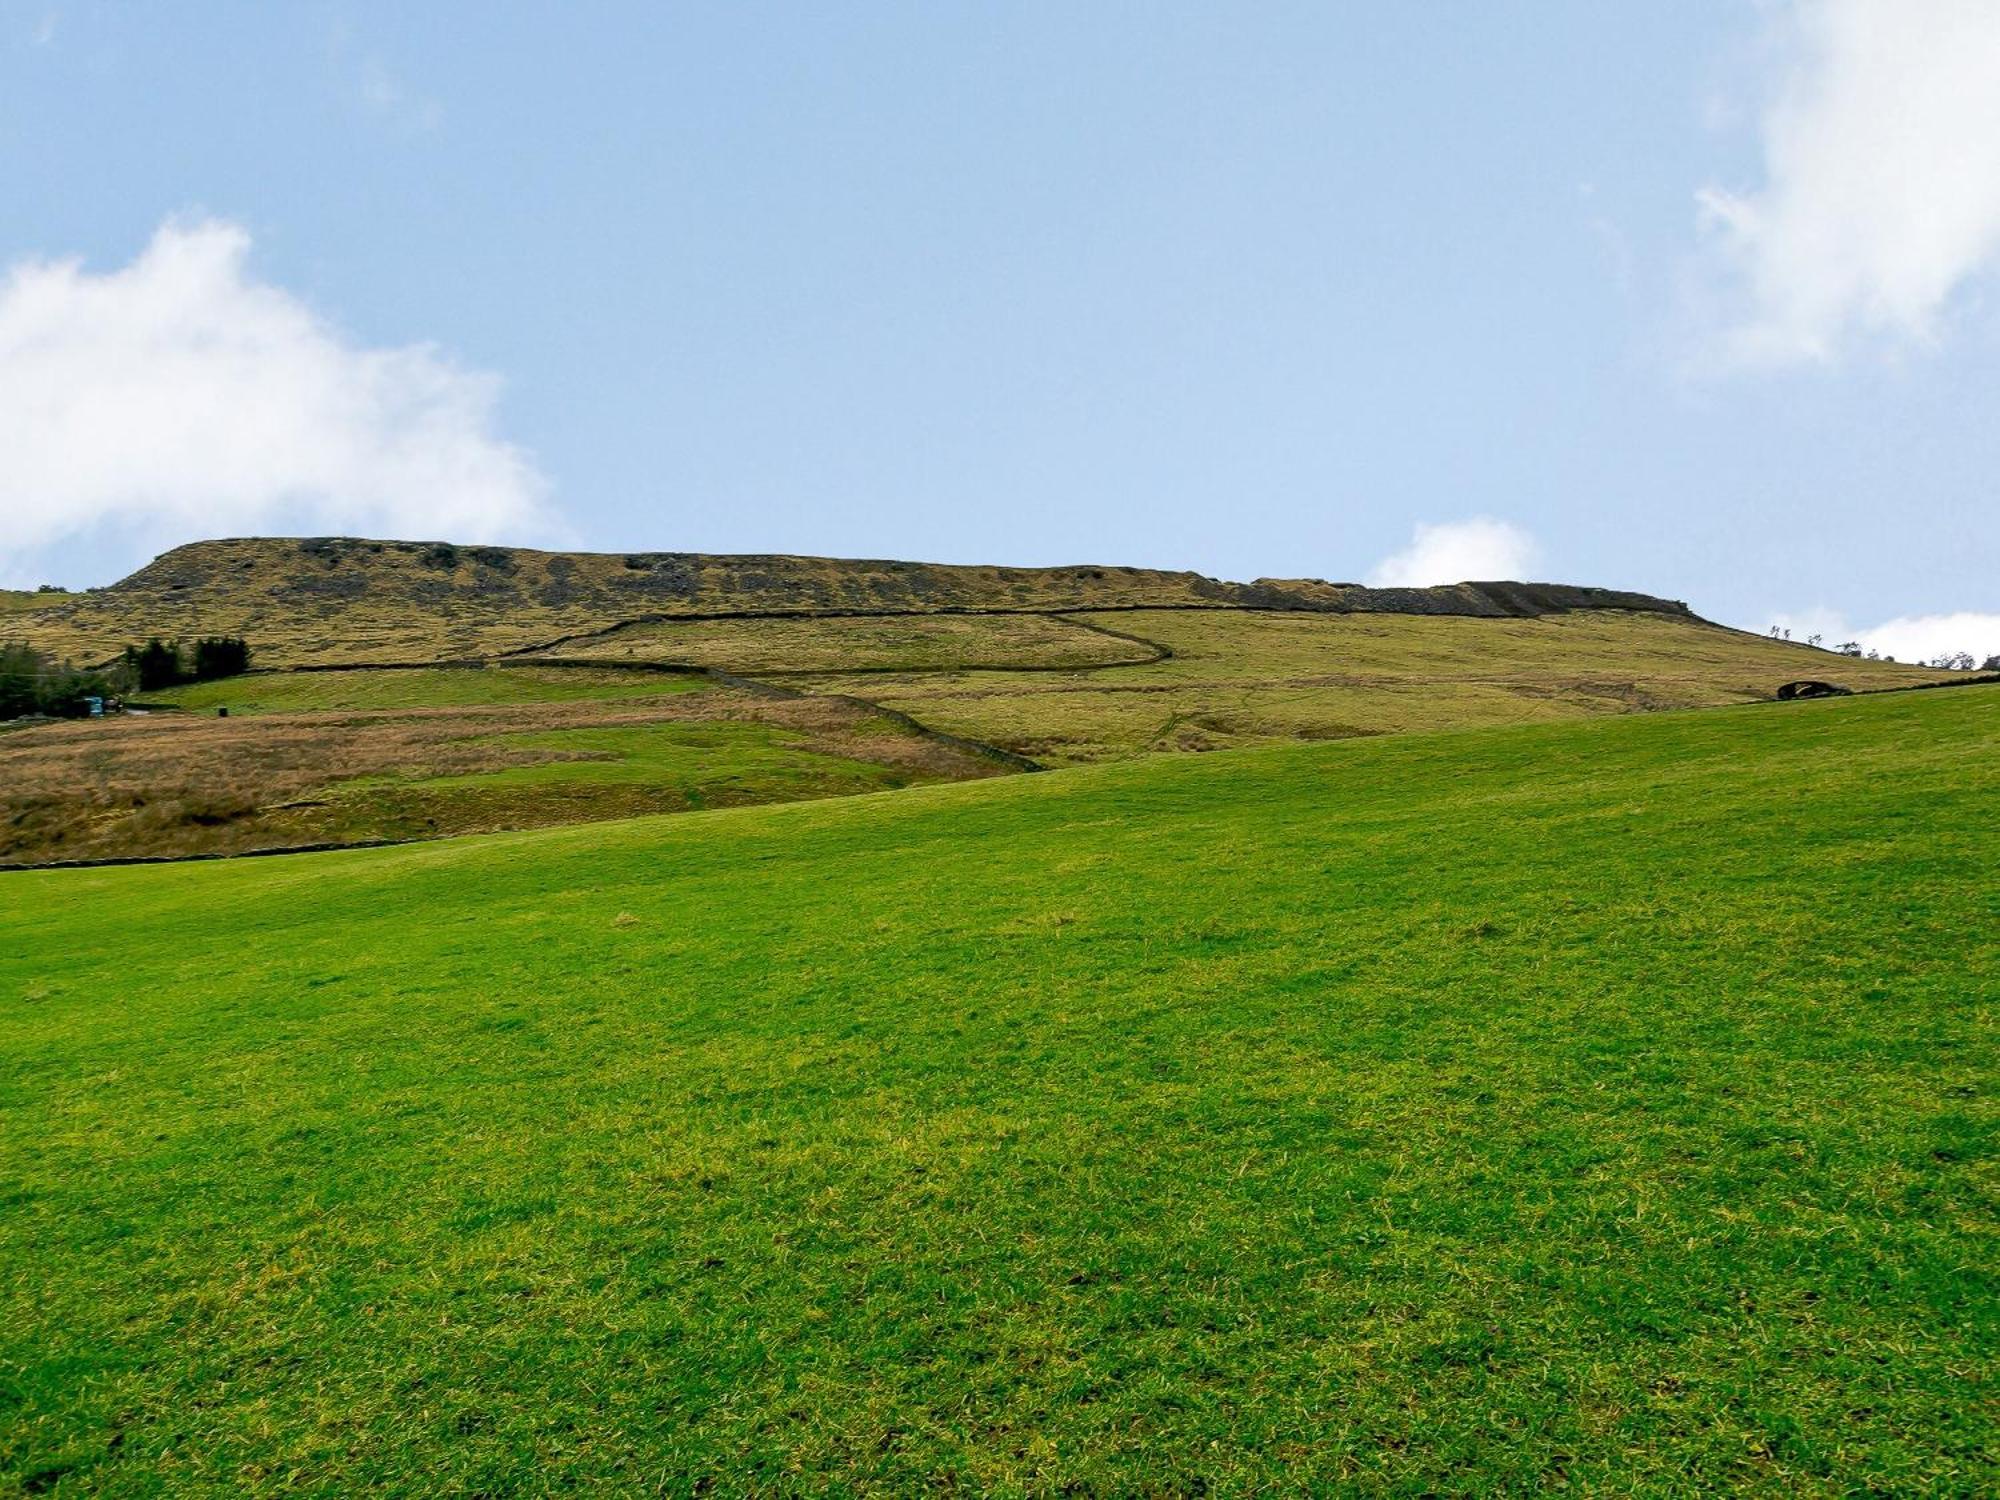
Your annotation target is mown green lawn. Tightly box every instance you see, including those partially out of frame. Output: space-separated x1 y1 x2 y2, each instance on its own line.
1 689 1993 1494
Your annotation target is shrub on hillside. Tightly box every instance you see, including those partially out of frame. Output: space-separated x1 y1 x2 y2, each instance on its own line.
126 638 184 691
0 644 38 718
0 643 127 719
193 635 252 680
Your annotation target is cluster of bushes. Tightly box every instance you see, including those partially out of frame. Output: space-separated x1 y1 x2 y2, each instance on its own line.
0 645 126 720
122 636 252 692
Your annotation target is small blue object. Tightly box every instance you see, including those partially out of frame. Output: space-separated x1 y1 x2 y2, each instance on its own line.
85 696 104 717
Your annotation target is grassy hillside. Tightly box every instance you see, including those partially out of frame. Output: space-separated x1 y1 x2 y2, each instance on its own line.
0 536 1956 866
2 688 1992 1493
0 588 69 616
5 536 1692 668
3 613 1946 862
768 609 1953 763
1 678 1005 865
531 611 1157 673
148 664 705 714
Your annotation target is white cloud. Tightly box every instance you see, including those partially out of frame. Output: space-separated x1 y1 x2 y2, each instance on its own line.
1367 518 1541 588
1765 607 2000 665
1698 0 2000 366
0 219 557 574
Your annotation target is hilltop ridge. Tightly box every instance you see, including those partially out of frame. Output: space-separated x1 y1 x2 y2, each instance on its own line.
12 535 1694 667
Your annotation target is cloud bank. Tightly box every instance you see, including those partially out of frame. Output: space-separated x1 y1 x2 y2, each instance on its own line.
0 219 556 576
1768 607 2000 665
1698 0 2000 366
1367 518 1540 588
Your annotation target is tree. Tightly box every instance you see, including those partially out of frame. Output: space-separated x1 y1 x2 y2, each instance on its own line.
0 644 39 719
36 663 114 717
191 635 251 680
119 636 253 690
1983 655 2000 672
0 643 126 719
1836 641 1862 657
125 638 185 691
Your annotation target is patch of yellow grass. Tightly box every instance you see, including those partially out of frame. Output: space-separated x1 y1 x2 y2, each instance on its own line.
533 612 1150 673
773 610 1951 763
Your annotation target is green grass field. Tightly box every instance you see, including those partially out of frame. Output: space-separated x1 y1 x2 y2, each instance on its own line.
325 719 941 834
3 687 1993 1493
387 722 918 792
150 665 706 714
0 589 70 617
533 611 1150 674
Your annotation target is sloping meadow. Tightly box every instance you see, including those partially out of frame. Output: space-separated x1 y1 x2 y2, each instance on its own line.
0 671 1003 865
1 688 1993 1492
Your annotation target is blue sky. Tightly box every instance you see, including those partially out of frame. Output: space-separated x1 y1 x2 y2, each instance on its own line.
4 2 1998 658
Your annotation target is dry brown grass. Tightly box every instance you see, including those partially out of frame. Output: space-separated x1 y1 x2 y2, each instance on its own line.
0 686 1004 865
2 540 1258 666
